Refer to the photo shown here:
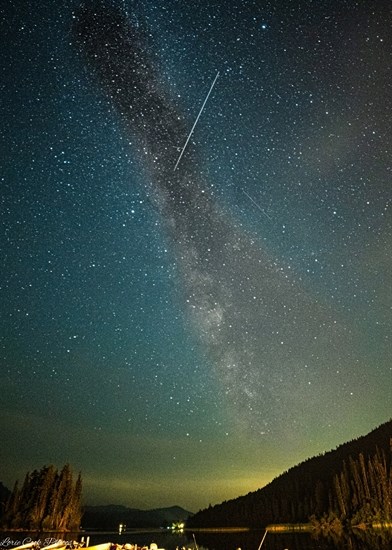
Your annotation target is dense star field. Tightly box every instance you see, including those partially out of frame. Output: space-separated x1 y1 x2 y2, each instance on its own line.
1 0 391 511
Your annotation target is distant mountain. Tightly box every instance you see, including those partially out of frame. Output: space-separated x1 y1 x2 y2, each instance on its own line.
82 504 192 530
187 419 392 529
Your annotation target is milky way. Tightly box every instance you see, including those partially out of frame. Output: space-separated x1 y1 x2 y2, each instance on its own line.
74 1 362 435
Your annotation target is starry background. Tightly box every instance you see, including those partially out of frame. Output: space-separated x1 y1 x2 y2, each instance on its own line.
1 0 391 512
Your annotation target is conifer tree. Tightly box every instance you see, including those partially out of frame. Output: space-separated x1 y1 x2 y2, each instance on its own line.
1 464 82 530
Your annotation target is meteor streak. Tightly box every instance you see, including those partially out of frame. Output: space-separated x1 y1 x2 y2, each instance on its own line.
174 71 220 171
242 189 272 221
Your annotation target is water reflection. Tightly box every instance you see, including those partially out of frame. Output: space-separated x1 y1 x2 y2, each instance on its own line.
184 528 392 550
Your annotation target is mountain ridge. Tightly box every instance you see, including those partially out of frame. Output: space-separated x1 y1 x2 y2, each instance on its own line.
82 504 192 529
187 418 392 528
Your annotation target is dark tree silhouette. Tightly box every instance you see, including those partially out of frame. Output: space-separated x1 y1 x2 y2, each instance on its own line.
1 464 82 531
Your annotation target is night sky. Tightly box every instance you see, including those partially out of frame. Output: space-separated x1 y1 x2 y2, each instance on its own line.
1 0 391 512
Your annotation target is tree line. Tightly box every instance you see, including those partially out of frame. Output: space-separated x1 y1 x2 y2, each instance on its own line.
187 419 392 530
1 464 82 531
330 446 391 526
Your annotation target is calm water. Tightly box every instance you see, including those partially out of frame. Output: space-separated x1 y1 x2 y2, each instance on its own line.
2 529 392 550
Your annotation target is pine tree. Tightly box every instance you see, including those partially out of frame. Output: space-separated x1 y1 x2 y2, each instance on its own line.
1 464 82 531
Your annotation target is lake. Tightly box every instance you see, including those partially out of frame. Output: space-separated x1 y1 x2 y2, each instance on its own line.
2 528 392 550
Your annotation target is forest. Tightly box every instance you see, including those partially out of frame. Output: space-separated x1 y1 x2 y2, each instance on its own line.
1 464 82 531
187 419 392 530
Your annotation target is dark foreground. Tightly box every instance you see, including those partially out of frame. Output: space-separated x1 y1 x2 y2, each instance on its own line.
1 528 392 550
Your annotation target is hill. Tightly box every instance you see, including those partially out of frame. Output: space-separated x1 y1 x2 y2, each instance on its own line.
82 504 192 530
187 419 392 529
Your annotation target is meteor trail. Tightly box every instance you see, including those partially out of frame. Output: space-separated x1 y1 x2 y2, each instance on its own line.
174 71 220 171
242 189 272 221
